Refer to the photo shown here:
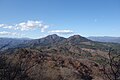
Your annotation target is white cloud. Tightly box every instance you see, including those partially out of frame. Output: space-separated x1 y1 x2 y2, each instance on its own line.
0 31 22 36
0 24 13 29
49 30 74 35
3 26 13 29
0 31 15 35
15 20 49 32
0 20 49 32
0 24 5 27
16 21 39 31
41 25 49 32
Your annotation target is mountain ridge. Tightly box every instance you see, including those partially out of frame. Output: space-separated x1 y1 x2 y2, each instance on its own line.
88 36 120 43
1 34 120 53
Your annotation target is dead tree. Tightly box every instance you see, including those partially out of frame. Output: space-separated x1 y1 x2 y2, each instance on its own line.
0 54 37 80
102 48 120 80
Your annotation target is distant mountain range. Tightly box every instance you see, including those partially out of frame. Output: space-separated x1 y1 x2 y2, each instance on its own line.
0 38 30 51
88 36 120 43
1 35 120 52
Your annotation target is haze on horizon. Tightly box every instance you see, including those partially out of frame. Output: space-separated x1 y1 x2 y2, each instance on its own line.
0 0 120 38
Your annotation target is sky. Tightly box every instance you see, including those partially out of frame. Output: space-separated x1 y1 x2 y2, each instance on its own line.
0 0 120 38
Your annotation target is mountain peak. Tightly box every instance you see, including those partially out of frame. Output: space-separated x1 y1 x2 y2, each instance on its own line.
70 35 82 38
28 34 65 47
68 35 91 42
68 35 83 40
46 34 59 39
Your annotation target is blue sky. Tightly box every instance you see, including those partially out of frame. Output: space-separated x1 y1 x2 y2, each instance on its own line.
0 0 120 38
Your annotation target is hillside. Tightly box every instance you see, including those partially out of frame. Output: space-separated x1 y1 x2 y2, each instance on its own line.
0 38 30 51
0 34 120 80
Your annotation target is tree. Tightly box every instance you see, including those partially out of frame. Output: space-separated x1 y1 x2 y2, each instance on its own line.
0 54 36 80
102 48 120 80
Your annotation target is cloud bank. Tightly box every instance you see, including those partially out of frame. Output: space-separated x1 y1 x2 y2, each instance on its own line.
0 20 74 38
0 24 13 29
0 20 49 32
15 20 49 32
49 30 74 35
0 31 18 36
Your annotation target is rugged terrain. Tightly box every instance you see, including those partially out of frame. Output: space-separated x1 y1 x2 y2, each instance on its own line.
0 34 120 80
